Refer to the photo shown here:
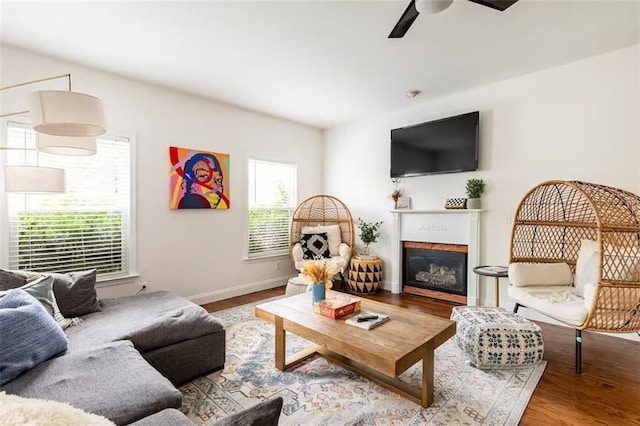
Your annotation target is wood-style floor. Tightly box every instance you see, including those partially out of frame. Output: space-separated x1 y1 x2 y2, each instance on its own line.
202 286 640 425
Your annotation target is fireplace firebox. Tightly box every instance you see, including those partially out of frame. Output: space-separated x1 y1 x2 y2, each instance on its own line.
403 242 468 299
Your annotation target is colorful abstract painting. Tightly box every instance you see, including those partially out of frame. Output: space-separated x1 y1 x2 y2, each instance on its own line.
169 146 230 209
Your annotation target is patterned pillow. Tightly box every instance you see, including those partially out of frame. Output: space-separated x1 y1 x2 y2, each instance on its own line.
301 233 330 260
0 290 68 386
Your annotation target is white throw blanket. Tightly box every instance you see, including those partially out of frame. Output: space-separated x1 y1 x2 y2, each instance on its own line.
0 392 114 426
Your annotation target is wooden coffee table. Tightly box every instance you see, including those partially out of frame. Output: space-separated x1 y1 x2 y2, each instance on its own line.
255 291 456 407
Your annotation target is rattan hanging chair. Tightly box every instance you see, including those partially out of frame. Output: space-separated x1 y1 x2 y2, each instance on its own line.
290 195 355 271
509 180 640 372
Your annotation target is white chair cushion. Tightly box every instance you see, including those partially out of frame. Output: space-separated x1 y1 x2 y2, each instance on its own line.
508 262 573 287
573 239 599 297
301 225 341 256
508 285 588 326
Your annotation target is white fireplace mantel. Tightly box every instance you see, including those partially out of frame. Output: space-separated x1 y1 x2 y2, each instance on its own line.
390 209 485 306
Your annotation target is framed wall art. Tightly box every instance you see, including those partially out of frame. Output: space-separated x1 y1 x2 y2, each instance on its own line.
169 146 230 209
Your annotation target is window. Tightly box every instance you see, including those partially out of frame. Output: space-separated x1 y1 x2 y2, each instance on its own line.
247 157 296 258
1 120 134 279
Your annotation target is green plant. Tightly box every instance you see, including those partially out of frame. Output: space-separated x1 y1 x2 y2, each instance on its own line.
357 218 383 246
390 189 402 200
465 178 485 199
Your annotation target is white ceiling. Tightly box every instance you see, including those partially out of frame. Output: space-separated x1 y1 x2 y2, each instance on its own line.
2 1 639 129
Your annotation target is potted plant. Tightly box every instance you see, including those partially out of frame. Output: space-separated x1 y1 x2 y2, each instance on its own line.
465 178 485 209
390 188 402 209
301 260 339 305
357 218 383 258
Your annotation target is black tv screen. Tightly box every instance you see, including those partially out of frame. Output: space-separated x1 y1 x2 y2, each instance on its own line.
390 111 479 177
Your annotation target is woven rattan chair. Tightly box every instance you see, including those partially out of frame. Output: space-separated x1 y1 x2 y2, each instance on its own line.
509 180 640 373
290 195 355 282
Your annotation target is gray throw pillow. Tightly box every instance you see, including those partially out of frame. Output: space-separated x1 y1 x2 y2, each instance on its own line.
0 268 43 291
0 289 68 386
0 275 74 330
52 269 101 317
216 396 283 426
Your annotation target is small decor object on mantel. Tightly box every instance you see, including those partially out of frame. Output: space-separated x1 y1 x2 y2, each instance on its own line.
357 218 383 258
465 178 485 210
395 196 411 209
445 198 467 210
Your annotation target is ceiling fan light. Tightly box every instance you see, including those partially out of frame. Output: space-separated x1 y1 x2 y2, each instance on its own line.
415 0 454 14
4 165 66 193
37 133 97 156
28 90 107 137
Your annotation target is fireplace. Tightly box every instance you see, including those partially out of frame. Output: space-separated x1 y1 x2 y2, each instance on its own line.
391 209 483 305
402 242 468 303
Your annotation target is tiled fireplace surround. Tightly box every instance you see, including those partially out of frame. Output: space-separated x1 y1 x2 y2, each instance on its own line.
391 210 483 306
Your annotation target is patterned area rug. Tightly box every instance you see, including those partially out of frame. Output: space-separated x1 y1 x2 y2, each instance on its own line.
180 299 546 425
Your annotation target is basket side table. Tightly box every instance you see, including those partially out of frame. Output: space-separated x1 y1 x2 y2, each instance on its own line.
347 256 382 294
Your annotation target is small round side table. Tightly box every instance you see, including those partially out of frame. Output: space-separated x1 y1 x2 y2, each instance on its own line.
473 265 508 307
347 256 382 294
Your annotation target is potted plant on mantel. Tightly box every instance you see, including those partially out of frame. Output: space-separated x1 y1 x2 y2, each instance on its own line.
357 218 383 259
465 178 485 209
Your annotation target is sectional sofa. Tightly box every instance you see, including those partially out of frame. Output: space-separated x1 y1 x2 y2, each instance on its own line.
0 269 229 425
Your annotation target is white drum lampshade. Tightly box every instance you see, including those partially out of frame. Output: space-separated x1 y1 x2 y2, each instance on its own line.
4 165 66 193
28 90 107 137
37 133 97 156
415 0 454 14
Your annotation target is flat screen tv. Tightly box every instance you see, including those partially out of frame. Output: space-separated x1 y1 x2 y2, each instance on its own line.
390 111 479 177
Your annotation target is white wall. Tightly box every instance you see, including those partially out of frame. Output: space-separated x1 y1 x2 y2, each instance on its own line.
324 45 640 339
0 45 323 302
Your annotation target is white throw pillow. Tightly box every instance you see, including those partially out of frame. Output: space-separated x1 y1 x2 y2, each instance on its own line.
583 282 597 310
508 262 573 287
302 225 342 256
573 240 599 298
0 392 114 426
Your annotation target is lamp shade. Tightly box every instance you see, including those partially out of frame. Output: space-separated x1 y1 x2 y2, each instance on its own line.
415 0 454 14
4 165 66 193
37 133 97 156
28 90 107 137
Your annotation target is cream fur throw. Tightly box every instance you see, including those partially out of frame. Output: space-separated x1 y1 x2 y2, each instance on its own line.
0 392 114 426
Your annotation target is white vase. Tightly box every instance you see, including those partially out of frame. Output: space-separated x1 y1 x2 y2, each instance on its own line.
467 198 481 209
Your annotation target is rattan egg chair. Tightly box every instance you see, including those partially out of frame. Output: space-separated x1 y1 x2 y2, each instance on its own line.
509 180 640 373
290 195 355 283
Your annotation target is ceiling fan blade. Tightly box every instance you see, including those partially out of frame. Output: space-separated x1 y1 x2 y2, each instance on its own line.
388 0 420 39
466 0 519 12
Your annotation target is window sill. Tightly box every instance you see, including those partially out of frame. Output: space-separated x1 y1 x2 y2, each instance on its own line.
243 253 290 262
96 273 140 288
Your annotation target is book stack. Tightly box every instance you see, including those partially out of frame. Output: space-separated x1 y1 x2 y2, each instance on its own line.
345 311 390 330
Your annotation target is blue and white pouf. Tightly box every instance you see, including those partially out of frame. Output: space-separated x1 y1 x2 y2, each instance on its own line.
450 306 544 369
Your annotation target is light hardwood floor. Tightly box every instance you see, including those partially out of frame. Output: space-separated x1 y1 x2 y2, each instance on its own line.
202 286 640 425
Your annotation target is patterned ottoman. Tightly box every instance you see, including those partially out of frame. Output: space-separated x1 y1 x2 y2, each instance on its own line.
450 306 544 369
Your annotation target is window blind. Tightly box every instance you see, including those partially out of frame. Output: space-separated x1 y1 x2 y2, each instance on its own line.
247 158 296 257
4 121 132 278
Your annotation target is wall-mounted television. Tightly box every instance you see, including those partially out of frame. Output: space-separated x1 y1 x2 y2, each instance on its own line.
390 111 479 178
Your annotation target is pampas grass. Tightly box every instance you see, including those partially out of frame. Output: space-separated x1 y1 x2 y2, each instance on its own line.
301 260 338 289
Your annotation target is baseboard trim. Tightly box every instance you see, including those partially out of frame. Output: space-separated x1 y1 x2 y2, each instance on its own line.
189 276 290 305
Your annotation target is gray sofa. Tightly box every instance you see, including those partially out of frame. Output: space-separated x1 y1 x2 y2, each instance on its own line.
1 291 226 425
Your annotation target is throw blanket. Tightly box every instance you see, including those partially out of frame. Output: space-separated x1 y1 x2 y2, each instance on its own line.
0 392 114 426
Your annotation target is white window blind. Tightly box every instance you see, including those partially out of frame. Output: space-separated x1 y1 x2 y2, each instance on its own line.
247 157 296 258
3 121 132 278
